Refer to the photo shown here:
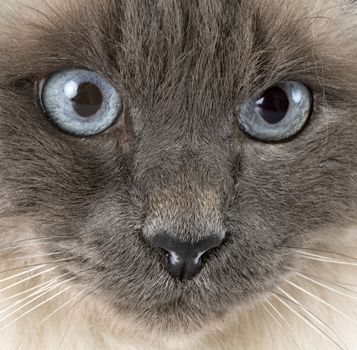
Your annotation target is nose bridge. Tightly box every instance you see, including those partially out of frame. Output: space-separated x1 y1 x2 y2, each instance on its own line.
137 137 231 279
137 134 232 237
144 174 226 241
143 178 227 279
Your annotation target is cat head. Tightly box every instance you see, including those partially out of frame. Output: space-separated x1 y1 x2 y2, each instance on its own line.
0 0 356 333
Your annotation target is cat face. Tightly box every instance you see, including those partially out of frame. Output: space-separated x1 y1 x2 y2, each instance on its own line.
0 0 356 333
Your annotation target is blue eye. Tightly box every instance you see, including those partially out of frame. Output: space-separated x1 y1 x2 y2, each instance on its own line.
39 69 123 136
238 81 312 142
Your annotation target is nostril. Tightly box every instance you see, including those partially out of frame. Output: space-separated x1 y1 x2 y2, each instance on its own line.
166 252 204 280
165 248 207 266
147 234 224 279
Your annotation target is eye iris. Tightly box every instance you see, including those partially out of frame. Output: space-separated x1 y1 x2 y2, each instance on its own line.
64 81 103 118
255 86 289 124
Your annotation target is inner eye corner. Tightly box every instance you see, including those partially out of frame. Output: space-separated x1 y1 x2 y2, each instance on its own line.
34 76 46 96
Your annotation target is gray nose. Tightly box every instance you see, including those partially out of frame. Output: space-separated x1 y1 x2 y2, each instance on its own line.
148 235 224 279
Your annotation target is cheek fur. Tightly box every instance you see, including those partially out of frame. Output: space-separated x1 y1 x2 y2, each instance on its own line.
0 0 356 349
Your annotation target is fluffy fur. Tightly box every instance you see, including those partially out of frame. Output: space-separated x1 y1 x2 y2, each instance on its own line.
0 0 357 349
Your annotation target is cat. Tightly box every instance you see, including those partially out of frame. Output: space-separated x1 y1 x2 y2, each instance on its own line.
0 0 357 349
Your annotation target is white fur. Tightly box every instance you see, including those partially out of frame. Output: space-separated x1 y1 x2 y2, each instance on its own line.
0 220 356 350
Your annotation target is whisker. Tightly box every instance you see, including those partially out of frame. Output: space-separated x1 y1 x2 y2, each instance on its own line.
265 299 294 332
0 236 71 252
263 303 284 329
285 267 357 288
0 264 47 284
0 242 52 255
0 252 63 262
295 272 357 302
280 245 357 262
0 266 57 293
54 290 94 350
0 273 71 316
0 283 56 316
0 276 76 326
0 277 63 304
261 304 281 347
295 251 337 261
0 284 74 333
55 285 100 320
52 286 102 350
286 280 357 326
263 300 303 350
277 287 343 339
297 254 357 266
40 289 85 325
0 258 78 275
273 292 346 350
15 287 97 349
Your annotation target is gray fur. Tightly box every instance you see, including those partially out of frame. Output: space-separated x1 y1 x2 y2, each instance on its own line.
0 0 356 334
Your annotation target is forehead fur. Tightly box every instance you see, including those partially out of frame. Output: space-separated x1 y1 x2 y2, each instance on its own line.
0 0 357 112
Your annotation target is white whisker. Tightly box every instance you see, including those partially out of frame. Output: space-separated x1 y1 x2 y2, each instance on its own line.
295 272 357 302
0 258 75 275
282 246 357 261
1 252 63 262
0 277 62 304
0 237 69 252
295 249 357 266
0 241 55 255
260 305 275 348
0 285 73 333
286 268 357 288
0 266 57 294
41 290 85 325
0 273 71 315
265 299 293 330
263 303 284 328
278 287 345 343
0 281 57 316
287 280 357 326
298 255 357 266
273 292 346 350
295 250 337 261
0 265 47 284
263 300 303 350
0 276 76 325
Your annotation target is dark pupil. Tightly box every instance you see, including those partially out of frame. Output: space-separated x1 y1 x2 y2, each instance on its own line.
254 86 289 124
71 82 103 118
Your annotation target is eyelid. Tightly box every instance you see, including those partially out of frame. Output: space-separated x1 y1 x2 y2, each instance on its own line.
34 78 46 111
